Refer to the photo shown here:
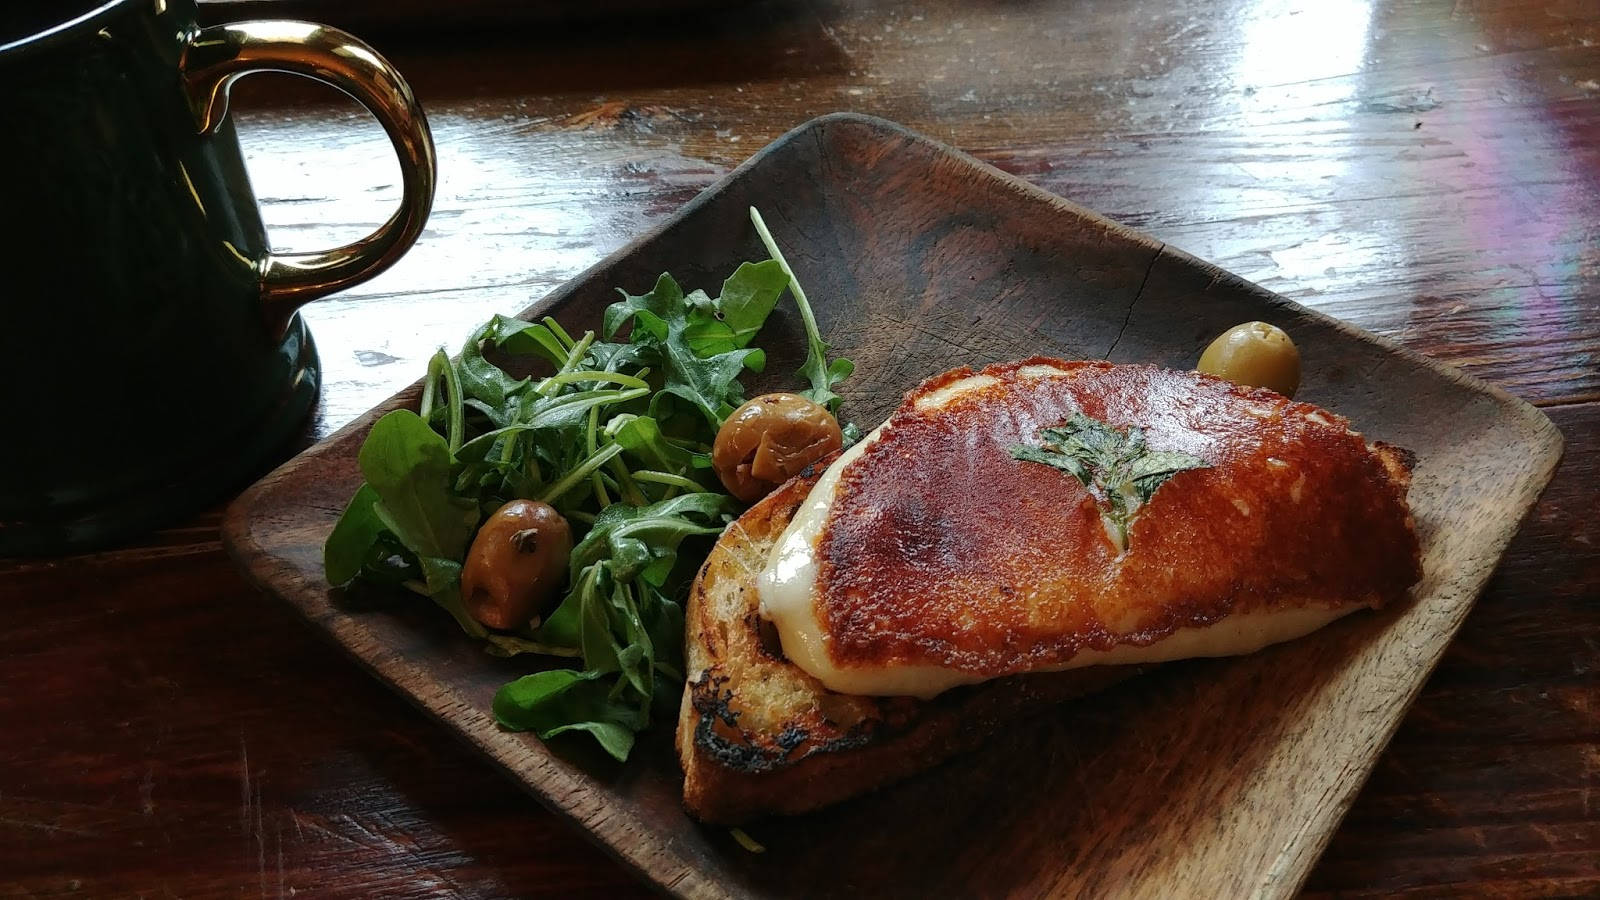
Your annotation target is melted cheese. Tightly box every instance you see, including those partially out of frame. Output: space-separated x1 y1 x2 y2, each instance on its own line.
757 367 1362 700
758 422 886 665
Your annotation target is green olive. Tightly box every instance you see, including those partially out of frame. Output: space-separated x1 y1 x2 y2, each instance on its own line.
461 499 572 631
1197 321 1301 398
713 393 844 502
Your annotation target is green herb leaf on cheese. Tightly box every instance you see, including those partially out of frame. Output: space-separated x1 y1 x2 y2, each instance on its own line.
1009 412 1207 553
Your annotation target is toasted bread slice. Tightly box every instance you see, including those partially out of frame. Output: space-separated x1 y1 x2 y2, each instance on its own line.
676 463 1134 824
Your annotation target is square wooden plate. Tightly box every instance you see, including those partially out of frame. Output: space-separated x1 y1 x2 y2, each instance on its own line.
223 113 1563 899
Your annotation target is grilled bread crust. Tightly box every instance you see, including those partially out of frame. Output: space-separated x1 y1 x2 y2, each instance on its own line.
676 462 1133 824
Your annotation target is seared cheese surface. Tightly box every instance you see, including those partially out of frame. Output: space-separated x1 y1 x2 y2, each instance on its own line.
757 359 1420 699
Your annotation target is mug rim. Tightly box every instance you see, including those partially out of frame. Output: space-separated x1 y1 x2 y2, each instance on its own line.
0 0 150 61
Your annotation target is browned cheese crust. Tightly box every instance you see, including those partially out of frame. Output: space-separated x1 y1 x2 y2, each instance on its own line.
815 359 1422 676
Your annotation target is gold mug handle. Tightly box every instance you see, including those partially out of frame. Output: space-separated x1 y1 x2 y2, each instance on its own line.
180 21 436 327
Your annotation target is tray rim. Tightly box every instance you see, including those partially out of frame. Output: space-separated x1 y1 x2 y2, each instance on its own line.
222 111 1566 899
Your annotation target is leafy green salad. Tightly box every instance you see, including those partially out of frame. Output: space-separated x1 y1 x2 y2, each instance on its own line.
323 209 853 761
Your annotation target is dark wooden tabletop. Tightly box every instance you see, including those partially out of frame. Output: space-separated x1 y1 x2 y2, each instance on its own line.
4 0 1596 896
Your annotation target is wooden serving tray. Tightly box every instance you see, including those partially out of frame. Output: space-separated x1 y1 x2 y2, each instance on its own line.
223 114 1563 899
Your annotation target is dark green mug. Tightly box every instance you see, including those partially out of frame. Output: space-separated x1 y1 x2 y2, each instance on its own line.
0 0 435 555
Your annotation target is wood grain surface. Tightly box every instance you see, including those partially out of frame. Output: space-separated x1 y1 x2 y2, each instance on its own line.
3 0 1597 896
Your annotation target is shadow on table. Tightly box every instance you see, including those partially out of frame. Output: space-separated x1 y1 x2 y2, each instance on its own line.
203 0 849 99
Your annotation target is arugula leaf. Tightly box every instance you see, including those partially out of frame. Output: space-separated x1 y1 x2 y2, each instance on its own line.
749 206 853 413
492 668 645 762
457 321 528 409
681 260 791 355
540 492 730 645
650 343 760 429
604 264 788 358
490 315 570 368
640 584 684 673
603 272 681 343
324 483 386 587
575 566 625 677
418 351 468 455
582 492 730 581
455 387 651 464
584 338 653 374
608 414 703 476
604 273 765 428
1009 412 1207 552
359 410 479 562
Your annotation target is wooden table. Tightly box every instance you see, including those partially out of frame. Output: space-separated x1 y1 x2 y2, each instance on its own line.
4 0 1595 895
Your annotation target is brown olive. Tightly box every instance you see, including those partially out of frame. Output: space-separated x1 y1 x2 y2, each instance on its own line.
712 393 844 502
460 499 572 631
1197 321 1301 398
